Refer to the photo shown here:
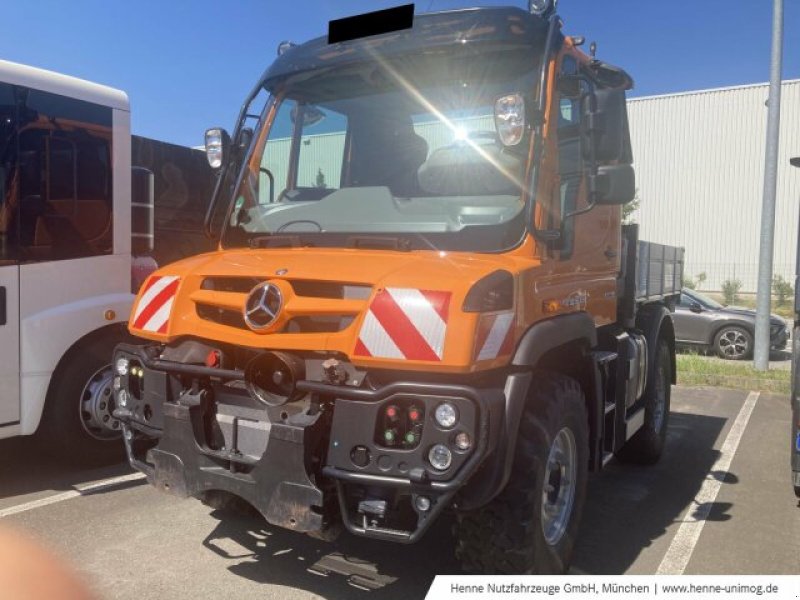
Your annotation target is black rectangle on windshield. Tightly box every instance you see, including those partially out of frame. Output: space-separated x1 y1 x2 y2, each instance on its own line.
328 4 414 44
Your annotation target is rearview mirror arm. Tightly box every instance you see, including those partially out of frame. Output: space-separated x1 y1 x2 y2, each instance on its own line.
527 12 563 244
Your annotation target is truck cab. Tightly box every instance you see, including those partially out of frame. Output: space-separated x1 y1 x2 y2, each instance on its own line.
114 2 682 573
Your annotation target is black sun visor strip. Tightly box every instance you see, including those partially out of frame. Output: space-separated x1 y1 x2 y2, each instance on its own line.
328 4 414 44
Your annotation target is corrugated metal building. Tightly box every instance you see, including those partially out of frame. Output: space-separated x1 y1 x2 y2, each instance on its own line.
628 79 800 291
259 80 800 292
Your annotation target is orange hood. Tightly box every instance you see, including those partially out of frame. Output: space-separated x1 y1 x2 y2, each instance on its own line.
128 247 535 373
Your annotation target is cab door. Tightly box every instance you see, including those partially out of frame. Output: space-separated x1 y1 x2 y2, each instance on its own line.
0 263 20 429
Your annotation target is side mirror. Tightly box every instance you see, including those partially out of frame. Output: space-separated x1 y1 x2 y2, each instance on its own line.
583 88 629 163
690 301 703 314
290 105 325 128
205 127 231 170
131 166 154 254
591 164 635 205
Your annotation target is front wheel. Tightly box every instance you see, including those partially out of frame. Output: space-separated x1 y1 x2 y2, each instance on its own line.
454 372 588 574
714 325 753 360
39 334 127 464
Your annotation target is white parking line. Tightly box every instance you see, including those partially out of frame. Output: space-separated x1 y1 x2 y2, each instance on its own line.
0 472 145 519
656 390 760 575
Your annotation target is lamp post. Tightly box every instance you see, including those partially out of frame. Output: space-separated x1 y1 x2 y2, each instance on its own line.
754 0 784 371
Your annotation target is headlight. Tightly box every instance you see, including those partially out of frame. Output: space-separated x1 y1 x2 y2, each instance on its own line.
428 444 453 471
205 128 224 169
434 403 458 429
115 357 129 376
494 93 525 146
528 0 553 15
454 432 472 451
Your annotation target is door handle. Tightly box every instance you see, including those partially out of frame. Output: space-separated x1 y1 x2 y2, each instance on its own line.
0 286 5 326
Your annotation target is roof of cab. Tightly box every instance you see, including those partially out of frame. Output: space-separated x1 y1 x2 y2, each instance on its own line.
0 59 129 111
260 6 550 87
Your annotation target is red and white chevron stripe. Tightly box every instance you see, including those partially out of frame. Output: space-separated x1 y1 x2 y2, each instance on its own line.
354 288 451 361
131 275 181 334
474 312 515 361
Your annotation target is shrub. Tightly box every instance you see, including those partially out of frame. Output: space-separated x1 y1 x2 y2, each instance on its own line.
772 274 793 307
695 272 707 288
721 278 742 306
683 272 707 290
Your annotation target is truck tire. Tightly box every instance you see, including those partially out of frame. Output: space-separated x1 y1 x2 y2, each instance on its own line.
616 339 671 465
39 334 126 464
454 372 588 574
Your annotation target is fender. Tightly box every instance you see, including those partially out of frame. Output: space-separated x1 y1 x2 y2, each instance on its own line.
19 292 135 434
636 303 676 385
460 312 597 510
511 311 598 367
706 318 753 348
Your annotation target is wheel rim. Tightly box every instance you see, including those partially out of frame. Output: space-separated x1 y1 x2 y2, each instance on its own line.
718 329 749 359
541 427 577 546
79 364 121 441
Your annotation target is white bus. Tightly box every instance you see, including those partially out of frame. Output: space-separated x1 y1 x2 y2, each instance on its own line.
0 60 211 461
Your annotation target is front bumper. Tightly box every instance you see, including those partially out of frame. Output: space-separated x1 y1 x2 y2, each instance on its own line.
770 325 790 350
113 344 507 543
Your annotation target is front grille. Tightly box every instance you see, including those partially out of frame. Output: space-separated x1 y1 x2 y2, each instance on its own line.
201 277 262 293
197 303 247 329
200 276 370 300
195 277 370 334
291 280 371 300
284 316 355 333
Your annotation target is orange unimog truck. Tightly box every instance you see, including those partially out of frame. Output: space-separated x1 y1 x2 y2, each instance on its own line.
112 2 683 573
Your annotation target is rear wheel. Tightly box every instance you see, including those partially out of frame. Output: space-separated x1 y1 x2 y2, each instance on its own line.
39 334 126 464
714 325 752 360
454 372 588 574
616 339 671 465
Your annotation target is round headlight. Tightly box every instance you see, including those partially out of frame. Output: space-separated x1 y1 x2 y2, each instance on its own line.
454 432 472 451
115 357 129 376
428 444 453 471
434 403 458 429
528 0 552 15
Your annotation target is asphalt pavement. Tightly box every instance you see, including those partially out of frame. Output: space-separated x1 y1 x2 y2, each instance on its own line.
0 386 797 599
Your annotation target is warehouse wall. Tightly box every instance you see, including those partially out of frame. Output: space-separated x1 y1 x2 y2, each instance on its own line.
627 80 800 292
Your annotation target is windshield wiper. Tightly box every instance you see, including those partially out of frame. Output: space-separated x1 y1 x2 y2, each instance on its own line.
345 235 412 252
248 235 308 249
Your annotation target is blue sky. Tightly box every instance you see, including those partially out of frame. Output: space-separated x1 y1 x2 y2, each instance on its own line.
2 1 797 147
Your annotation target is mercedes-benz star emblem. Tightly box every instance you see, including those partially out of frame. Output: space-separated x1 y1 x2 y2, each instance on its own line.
243 282 283 331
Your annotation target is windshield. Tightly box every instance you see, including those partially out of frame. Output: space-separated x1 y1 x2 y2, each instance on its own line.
685 289 724 310
222 50 538 252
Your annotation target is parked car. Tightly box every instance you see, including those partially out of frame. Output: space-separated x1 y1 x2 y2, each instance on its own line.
674 288 790 360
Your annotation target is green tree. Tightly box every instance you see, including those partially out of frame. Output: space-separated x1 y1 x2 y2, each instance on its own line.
315 168 327 189
772 274 793 307
721 278 742 306
622 192 640 225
